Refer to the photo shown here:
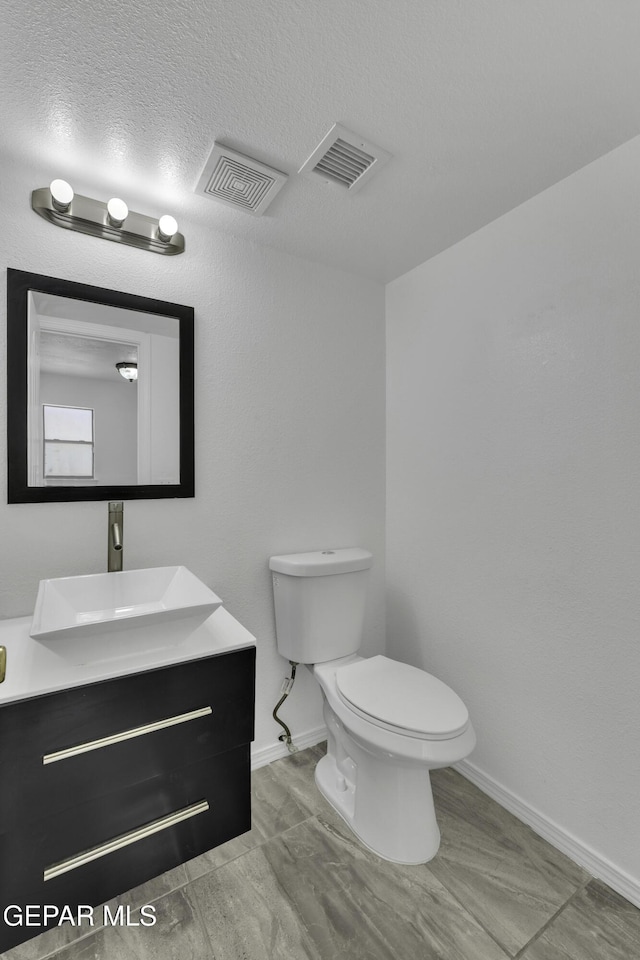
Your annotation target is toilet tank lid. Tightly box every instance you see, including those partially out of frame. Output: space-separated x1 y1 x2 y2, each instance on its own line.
269 548 372 576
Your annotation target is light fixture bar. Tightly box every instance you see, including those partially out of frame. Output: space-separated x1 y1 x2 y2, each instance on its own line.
31 187 185 256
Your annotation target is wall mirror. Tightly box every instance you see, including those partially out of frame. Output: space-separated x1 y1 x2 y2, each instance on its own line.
7 269 194 503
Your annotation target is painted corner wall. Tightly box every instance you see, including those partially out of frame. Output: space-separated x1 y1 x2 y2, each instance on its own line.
0 159 386 755
386 137 640 890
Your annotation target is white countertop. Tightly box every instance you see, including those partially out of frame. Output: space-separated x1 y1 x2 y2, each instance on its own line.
0 607 256 705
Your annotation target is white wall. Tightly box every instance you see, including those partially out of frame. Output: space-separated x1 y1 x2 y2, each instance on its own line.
148 333 180 484
41 372 138 485
0 159 386 755
386 137 640 892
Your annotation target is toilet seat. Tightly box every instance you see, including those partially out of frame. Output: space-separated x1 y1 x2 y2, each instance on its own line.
335 655 469 741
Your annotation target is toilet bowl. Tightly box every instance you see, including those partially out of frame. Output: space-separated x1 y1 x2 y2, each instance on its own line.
269 547 476 864
313 655 476 863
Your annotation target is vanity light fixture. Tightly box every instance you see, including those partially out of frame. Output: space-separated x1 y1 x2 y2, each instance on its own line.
31 180 185 255
116 362 138 382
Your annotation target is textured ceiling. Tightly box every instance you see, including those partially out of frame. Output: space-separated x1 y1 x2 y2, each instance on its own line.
2 0 640 281
39 331 138 381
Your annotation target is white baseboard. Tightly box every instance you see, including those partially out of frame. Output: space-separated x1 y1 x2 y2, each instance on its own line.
251 733 640 908
251 724 328 770
455 759 640 909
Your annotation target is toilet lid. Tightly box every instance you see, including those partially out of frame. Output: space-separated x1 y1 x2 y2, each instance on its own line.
336 655 469 740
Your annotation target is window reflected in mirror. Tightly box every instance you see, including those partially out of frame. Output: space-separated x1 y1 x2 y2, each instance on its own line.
42 404 95 480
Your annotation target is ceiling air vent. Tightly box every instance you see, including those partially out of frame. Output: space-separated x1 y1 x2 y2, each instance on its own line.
299 123 392 194
195 143 288 216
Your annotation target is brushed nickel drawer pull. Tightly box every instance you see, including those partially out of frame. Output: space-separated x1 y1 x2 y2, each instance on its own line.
43 706 213 765
44 799 209 881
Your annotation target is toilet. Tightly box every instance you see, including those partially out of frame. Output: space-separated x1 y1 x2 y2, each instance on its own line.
269 547 476 864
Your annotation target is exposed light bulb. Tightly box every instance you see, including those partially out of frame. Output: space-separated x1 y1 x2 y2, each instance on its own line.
107 197 129 227
50 179 74 212
157 214 178 242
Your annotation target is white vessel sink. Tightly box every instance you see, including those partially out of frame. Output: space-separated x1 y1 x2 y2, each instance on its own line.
30 566 222 655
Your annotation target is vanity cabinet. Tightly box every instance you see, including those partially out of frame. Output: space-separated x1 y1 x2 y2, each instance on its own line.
0 646 255 953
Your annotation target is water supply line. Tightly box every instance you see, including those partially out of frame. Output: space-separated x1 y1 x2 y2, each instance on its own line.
272 660 299 754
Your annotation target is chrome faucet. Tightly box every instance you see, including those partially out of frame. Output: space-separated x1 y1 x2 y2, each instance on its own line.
108 502 123 572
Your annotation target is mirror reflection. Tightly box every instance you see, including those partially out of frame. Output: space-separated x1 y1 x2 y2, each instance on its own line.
27 292 180 488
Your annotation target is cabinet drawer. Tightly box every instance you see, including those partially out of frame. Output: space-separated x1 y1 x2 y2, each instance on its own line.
0 745 251 954
0 647 255 827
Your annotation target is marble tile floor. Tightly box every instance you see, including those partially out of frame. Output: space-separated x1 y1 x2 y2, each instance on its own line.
4 743 640 960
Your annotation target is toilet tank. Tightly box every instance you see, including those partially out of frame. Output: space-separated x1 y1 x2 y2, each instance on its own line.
269 548 372 664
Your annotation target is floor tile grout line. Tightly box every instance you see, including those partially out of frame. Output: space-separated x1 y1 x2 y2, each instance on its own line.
19 919 105 960
420 865 516 959
250 820 332 960
188 811 329 960
185 809 321 880
182 873 222 960
512 877 593 959
22 884 189 960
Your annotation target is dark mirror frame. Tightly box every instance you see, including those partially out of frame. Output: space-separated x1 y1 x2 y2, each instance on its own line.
7 268 195 503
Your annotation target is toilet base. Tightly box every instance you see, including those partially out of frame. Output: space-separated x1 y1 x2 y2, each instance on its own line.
315 753 440 865
310 656 476 865
316 705 442 864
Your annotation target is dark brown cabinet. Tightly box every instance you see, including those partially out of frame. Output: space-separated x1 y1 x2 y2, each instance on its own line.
0 646 255 953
